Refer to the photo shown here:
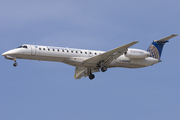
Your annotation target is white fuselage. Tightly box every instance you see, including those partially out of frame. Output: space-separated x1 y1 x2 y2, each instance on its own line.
2 44 159 68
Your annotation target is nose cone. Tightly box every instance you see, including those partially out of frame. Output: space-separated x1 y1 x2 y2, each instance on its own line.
2 52 6 56
2 51 12 56
2 49 20 56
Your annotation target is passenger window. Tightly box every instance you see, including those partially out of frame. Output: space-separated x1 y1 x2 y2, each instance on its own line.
80 51 82 54
89 52 91 54
85 52 87 54
71 51 73 53
67 50 69 52
76 51 78 53
53 49 55 51
95 53 97 55
62 50 64 52
48 49 50 51
43 48 45 50
57 49 59 52
39 48 41 50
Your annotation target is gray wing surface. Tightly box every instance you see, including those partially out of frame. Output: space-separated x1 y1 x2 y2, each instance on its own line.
74 41 139 79
83 41 139 67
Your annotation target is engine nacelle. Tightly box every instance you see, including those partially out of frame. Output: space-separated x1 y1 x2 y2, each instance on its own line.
125 49 150 59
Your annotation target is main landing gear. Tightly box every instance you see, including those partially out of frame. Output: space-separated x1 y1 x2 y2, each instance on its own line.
99 61 107 72
89 74 95 80
13 59 18 67
89 69 95 80
101 66 107 72
88 67 107 80
88 61 108 80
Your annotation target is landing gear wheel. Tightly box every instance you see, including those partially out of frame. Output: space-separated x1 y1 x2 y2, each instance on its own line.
89 74 95 80
101 66 107 72
13 63 18 67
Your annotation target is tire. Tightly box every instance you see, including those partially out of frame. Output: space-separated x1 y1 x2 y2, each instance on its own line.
101 67 107 72
89 74 95 80
13 63 18 67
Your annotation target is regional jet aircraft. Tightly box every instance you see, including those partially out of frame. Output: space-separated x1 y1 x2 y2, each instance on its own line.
2 34 178 80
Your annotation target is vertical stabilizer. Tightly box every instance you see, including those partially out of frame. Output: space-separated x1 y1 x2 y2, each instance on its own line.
147 34 178 60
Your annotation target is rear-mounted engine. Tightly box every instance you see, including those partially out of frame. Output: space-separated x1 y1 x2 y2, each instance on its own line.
125 49 150 59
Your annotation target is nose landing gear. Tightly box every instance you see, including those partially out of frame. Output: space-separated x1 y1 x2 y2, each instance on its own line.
13 59 18 67
13 63 18 67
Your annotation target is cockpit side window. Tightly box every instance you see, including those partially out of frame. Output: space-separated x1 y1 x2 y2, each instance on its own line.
23 46 28 49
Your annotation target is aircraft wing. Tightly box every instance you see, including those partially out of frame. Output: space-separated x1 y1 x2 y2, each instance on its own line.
74 67 87 79
155 34 178 43
74 67 100 79
74 41 138 79
83 41 139 67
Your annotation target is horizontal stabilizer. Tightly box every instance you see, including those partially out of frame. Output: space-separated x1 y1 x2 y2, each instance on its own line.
154 34 178 43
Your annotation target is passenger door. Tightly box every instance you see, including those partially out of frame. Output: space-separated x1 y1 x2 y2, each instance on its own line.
31 45 36 55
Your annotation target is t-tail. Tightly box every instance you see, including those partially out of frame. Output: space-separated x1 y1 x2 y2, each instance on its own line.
147 34 178 60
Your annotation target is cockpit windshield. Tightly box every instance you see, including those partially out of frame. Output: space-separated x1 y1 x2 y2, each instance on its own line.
17 46 23 48
17 45 28 49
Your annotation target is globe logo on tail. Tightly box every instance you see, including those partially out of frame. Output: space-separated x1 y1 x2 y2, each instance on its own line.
147 44 160 60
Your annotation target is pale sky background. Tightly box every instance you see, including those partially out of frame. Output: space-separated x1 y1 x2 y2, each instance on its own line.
0 0 180 120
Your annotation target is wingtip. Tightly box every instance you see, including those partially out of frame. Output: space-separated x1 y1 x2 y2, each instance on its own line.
134 41 139 43
172 34 178 36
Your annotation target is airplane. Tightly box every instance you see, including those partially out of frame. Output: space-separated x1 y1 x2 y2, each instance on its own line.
2 34 178 80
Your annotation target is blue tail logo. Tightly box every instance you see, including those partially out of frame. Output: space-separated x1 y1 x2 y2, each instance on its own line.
147 34 178 60
147 41 168 60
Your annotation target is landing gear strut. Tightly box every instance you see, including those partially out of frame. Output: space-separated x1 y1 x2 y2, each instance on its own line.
13 59 18 67
88 68 95 80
